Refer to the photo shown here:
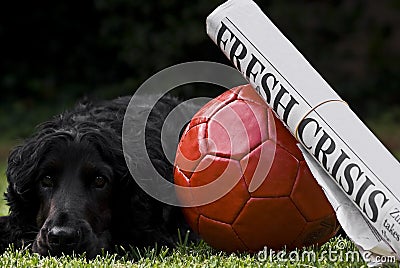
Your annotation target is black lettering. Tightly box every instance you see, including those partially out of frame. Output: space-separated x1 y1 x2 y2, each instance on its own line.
216 22 247 72
245 54 265 83
364 190 389 223
297 118 321 150
314 131 336 172
390 208 400 216
229 35 247 73
341 163 358 195
354 175 374 207
390 208 400 221
216 22 230 51
260 72 278 104
331 149 350 179
273 85 299 124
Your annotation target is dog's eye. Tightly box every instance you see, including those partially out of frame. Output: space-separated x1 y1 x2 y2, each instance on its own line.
93 176 108 188
40 175 54 188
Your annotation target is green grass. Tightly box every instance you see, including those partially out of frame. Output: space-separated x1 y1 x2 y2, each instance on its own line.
0 236 393 268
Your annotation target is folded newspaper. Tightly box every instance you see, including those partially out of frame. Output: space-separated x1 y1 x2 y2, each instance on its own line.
206 0 400 264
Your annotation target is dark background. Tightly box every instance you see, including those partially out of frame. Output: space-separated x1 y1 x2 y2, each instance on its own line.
0 0 399 158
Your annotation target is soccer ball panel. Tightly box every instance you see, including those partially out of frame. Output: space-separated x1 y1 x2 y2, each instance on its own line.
273 114 304 160
188 87 238 129
175 123 207 179
233 197 306 251
181 207 201 234
190 155 249 223
207 99 268 160
236 84 269 107
241 144 299 198
239 140 276 193
290 215 339 249
198 215 247 252
290 161 335 221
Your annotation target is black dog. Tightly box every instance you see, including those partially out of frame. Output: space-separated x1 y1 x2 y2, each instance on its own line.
1 95 198 257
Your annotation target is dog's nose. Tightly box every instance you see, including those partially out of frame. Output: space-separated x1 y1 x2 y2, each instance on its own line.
47 226 81 246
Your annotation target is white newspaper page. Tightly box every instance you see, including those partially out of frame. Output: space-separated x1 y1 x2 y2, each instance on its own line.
206 0 400 261
299 144 397 266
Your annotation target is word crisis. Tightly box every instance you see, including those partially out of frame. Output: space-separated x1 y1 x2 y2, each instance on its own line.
216 20 390 224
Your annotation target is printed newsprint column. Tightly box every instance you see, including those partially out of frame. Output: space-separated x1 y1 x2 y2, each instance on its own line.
206 0 400 259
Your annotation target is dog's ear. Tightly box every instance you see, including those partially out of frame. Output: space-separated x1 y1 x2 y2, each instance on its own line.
5 137 43 221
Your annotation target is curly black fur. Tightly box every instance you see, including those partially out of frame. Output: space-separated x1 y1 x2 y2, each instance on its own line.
2 95 198 257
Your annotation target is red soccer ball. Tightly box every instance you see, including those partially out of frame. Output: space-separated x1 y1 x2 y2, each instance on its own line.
174 84 338 252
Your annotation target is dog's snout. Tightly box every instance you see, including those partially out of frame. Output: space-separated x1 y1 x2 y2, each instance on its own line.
47 226 81 246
